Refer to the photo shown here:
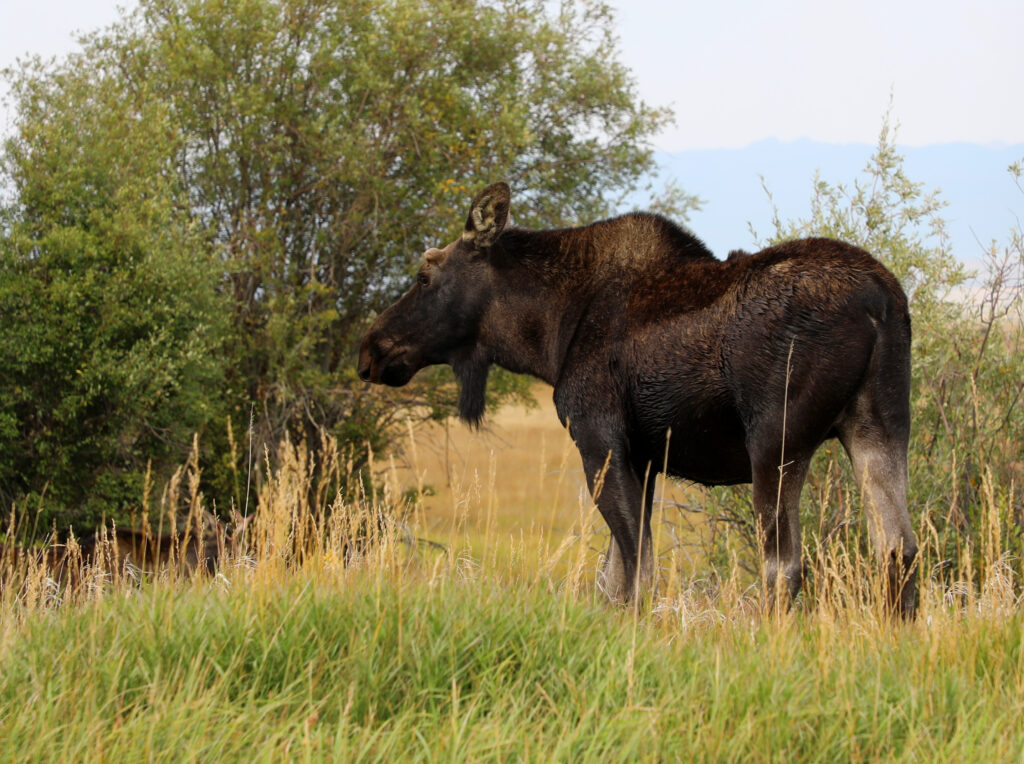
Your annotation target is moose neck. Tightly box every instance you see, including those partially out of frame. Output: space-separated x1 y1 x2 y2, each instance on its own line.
453 213 715 424
444 227 588 426
476 226 602 387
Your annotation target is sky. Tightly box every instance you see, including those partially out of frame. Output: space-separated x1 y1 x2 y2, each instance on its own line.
610 0 1024 150
0 0 129 135
3 0 1023 150
1 0 1021 261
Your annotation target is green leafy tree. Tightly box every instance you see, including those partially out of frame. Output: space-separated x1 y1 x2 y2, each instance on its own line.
116 0 678 455
2 0 681 529
0 62 227 530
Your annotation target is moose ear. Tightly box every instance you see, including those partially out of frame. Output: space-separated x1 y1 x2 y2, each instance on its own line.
463 182 511 249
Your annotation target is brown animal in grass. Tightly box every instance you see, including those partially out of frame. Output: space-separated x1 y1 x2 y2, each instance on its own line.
75 512 252 577
358 183 917 617
1 513 252 584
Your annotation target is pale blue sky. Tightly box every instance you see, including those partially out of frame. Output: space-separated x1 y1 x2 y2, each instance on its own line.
611 0 1024 149
3 0 1023 150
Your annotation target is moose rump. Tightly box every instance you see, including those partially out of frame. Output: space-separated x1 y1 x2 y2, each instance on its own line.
359 183 918 617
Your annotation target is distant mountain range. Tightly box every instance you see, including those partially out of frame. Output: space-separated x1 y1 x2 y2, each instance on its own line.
646 140 1024 265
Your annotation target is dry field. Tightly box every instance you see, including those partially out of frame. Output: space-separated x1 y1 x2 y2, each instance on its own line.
386 382 699 576
3 393 1024 759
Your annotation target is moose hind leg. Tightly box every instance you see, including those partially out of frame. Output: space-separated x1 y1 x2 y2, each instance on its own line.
752 457 810 611
840 429 918 618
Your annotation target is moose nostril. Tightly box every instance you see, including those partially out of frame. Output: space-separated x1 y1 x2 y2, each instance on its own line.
357 340 375 381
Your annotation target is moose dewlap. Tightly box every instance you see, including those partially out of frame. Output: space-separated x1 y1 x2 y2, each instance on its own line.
359 183 917 617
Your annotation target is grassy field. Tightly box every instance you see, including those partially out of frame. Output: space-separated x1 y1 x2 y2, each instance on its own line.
388 384 697 576
4 569 1024 761
2 393 1024 761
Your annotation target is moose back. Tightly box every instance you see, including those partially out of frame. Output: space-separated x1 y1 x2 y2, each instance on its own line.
359 183 918 616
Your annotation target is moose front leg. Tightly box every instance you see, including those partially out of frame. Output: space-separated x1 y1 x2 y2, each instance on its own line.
577 443 656 604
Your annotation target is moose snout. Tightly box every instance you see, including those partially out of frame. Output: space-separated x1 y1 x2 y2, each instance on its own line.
357 348 373 381
357 331 401 384
357 336 377 382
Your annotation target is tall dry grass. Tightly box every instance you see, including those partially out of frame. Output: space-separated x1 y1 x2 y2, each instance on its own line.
1 416 1023 759
2 396 1021 625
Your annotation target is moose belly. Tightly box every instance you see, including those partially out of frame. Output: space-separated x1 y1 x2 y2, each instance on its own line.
632 398 752 486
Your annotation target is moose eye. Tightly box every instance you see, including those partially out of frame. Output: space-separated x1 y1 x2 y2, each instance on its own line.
417 271 430 287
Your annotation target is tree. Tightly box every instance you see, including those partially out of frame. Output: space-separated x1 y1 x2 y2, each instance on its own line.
1 0 680 529
127 0 677 451
0 60 227 529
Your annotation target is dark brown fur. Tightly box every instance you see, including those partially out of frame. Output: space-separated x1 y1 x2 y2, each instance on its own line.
359 183 918 616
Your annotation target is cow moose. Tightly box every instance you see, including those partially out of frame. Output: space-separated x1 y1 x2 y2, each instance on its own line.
358 183 918 617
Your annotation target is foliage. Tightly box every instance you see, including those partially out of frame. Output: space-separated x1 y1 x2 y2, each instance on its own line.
0 61 227 530
0 0 676 531
108 0 675 450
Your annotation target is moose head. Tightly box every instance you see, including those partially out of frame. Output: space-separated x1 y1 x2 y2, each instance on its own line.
358 182 511 424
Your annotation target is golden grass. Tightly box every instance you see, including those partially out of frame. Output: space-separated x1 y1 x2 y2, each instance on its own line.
2 404 1024 760
2 380 1019 631
385 382 701 579
0 376 1017 651
9 380 1013 625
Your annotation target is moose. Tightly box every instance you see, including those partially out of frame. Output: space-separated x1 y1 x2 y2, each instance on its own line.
73 511 252 577
359 183 918 617
0 512 251 587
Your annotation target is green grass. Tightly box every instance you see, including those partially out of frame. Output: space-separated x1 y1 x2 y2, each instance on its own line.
2 433 1023 761
3 565 1024 762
